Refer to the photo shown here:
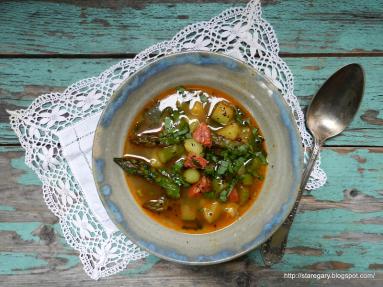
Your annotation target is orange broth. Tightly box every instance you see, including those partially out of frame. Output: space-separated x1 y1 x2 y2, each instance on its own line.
123 85 267 233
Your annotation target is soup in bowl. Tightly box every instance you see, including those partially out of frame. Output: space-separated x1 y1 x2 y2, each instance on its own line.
93 52 303 264
115 85 268 234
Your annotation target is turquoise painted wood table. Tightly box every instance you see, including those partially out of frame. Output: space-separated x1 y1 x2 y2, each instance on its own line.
0 1 382 286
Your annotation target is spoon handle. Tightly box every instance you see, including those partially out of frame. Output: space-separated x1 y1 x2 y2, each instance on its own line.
260 138 321 266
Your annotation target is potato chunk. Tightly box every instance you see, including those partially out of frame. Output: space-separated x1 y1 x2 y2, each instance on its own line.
217 122 240 140
190 101 205 118
211 101 234 125
224 203 239 217
239 127 251 143
181 203 197 221
201 201 222 224
184 139 204 156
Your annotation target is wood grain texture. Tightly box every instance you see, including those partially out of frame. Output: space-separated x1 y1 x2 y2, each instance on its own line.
2 56 383 145
0 0 382 55
1 146 382 286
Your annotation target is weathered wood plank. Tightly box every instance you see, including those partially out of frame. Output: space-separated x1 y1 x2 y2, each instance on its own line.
1 146 382 285
0 58 115 144
286 56 383 146
1 57 383 145
0 0 382 55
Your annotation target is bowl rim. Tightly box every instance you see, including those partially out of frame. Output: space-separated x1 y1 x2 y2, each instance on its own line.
92 51 304 264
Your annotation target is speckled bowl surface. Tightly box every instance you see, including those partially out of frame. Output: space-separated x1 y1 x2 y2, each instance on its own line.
93 51 303 264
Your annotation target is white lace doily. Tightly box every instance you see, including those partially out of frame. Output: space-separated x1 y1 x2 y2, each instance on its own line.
9 0 326 280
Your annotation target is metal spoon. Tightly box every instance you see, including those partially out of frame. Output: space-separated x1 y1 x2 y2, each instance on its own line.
261 63 365 266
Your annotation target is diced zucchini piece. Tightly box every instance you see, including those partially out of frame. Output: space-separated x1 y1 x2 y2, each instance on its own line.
201 201 223 224
183 169 200 184
150 152 162 167
247 155 267 175
211 101 234 125
157 147 173 163
212 178 226 193
241 174 253 186
157 145 184 163
190 101 205 117
216 122 240 140
181 203 197 221
237 165 246 176
239 186 250 205
224 203 239 217
184 139 204 156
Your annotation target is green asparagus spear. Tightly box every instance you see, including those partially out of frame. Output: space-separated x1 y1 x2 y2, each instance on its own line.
129 133 163 147
114 157 180 199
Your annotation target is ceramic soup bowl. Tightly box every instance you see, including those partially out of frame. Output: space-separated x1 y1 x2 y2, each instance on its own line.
93 51 303 264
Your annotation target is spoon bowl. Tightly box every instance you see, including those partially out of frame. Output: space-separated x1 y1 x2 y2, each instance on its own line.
307 64 365 142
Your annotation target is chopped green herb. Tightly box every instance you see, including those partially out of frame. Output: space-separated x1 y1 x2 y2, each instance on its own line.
163 117 173 130
199 93 208 103
216 160 230 175
219 178 238 202
235 107 250 126
255 151 268 165
250 127 264 150
172 159 184 173
204 164 215 176
176 86 186 93
230 157 246 174
159 116 190 145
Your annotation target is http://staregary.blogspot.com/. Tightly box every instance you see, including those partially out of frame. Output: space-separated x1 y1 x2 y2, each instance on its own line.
283 272 376 280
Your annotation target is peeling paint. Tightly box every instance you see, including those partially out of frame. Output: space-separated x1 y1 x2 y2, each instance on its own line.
10 156 41 186
0 253 48 275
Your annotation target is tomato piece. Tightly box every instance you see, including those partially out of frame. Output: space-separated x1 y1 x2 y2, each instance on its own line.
228 187 239 203
192 123 212 147
199 176 212 193
188 176 212 198
184 153 208 169
188 184 202 198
